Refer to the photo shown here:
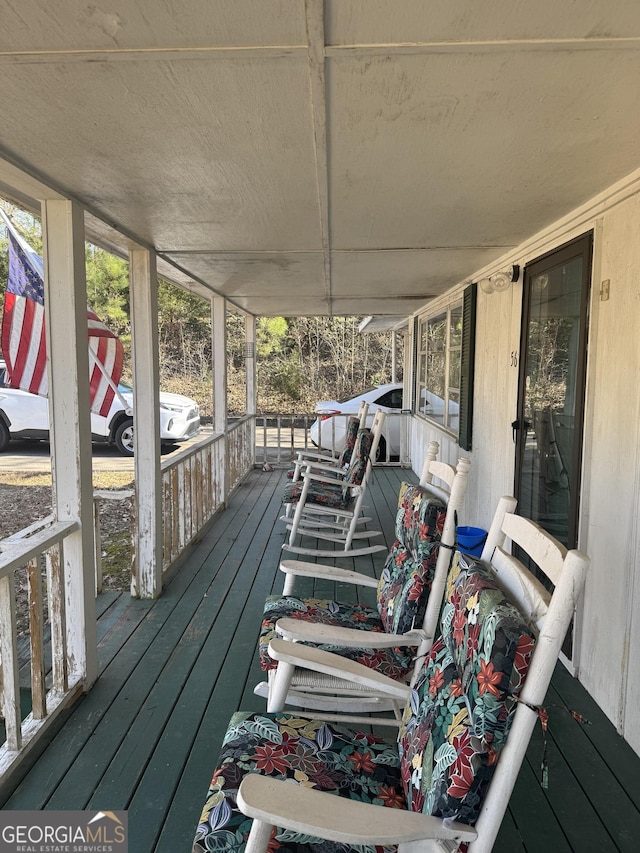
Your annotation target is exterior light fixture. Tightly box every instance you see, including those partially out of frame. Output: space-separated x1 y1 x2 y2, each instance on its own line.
478 264 521 294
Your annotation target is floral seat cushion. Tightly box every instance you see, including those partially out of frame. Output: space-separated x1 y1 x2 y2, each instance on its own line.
398 551 537 825
259 595 413 677
193 711 404 853
281 478 352 510
377 484 447 635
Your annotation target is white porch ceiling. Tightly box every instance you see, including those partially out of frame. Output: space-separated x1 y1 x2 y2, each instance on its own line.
0 1 639 319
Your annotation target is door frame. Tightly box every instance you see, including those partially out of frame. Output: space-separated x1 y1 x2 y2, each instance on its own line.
514 231 593 669
514 231 593 548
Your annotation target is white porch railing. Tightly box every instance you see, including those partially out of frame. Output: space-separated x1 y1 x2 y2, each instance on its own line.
254 410 410 465
94 409 407 590
226 416 255 494
160 431 224 573
159 416 255 574
254 414 317 466
0 516 83 779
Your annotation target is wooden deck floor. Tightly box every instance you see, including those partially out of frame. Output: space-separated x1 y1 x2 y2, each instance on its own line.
2 465 640 852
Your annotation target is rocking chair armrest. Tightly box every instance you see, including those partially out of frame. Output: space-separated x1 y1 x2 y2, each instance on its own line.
294 449 340 464
279 559 379 588
299 460 346 475
238 775 477 847
297 458 347 475
275 618 426 649
300 470 347 487
268 638 411 700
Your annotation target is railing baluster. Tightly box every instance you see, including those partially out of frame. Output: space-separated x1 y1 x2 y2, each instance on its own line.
0 571 21 750
177 462 185 551
47 541 68 695
262 417 268 465
169 467 178 565
28 556 46 719
93 498 102 595
276 416 283 464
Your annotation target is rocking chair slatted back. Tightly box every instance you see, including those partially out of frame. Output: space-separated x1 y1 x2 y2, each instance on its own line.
469 520 589 853
288 399 370 482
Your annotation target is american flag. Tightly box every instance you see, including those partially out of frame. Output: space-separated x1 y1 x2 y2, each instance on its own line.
0 208 124 417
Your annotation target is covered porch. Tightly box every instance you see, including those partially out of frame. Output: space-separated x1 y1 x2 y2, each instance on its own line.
1 2 640 850
2 465 639 853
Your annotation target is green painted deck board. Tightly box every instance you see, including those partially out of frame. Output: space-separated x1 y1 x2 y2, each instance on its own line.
3 464 640 853
550 662 640 810
3 470 269 810
54 469 281 812
540 677 640 851
93 471 288 851
501 754 573 853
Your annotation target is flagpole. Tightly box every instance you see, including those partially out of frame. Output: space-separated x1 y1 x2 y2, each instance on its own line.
0 206 44 276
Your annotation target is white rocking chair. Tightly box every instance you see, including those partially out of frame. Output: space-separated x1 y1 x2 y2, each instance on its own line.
260 492 518 722
256 452 501 721
193 514 589 853
280 409 387 558
282 401 369 521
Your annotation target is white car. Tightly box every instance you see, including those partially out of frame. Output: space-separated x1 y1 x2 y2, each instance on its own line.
309 382 404 461
0 361 200 456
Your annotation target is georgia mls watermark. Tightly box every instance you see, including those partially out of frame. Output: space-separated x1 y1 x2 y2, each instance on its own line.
0 811 127 853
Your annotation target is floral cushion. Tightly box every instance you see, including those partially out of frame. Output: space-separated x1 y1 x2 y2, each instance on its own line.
344 428 373 486
262 485 447 678
398 551 537 825
286 417 360 479
281 479 352 510
259 595 413 678
282 429 373 509
193 711 404 853
377 484 447 635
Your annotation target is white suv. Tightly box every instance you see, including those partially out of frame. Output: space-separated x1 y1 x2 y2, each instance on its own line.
0 360 200 456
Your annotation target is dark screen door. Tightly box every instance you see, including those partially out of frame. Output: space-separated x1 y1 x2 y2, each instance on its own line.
513 234 592 657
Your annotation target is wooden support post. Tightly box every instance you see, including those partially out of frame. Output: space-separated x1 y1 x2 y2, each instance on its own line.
212 295 228 502
246 313 257 466
391 330 397 384
129 248 162 599
42 199 97 688
245 314 257 416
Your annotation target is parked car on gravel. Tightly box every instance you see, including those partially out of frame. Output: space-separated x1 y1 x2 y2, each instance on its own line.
0 359 200 456
309 382 404 461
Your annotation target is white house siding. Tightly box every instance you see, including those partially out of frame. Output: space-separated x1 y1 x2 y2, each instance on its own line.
579 193 640 753
408 170 640 755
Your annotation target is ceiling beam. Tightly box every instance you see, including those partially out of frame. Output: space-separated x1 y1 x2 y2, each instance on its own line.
304 0 332 313
325 36 640 57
